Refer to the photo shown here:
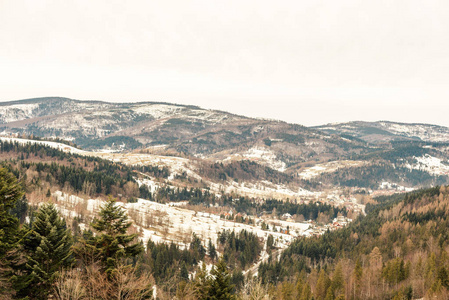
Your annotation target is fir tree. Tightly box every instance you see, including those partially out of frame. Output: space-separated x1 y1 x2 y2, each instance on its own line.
85 197 143 276
0 168 24 295
316 269 331 300
208 258 236 300
331 262 345 299
0 168 24 258
208 238 217 261
190 233 206 263
15 203 74 299
193 262 210 299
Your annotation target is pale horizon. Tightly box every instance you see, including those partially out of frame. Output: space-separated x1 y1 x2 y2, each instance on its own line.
1 0 448 127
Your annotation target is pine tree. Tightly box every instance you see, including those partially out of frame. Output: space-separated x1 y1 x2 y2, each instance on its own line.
208 238 217 261
0 168 24 295
331 262 345 299
353 258 363 298
0 168 24 258
15 203 74 299
180 262 189 281
316 269 331 300
193 262 210 299
208 258 236 300
300 282 312 300
85 197 143 277
190 233 206 263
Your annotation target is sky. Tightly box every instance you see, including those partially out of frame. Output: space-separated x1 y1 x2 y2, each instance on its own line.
1 0 448 126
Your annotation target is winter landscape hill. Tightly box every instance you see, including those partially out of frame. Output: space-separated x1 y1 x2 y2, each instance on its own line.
2 97 449 193
2 97 449 298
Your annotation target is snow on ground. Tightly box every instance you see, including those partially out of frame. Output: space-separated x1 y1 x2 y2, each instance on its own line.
135 177 161 194
1 136 319 200
379 122 449 143
187 109 234 124
131 104 185 119
299 160 367 179
0 103 39 123
222 180 319 200
52 191 311 253
406 154 449 176
379 182 415 192
95 152 204 182
223 147 286 172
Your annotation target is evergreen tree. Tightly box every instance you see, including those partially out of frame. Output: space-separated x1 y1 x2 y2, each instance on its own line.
300 282 312 300
353 258 363 298
331 262 345 299
0 168 24 295
316 269 331 300
0 168 24 258
10 195 28 224
85 197 143 276
15 203 74 299
193 262 210 299
180 262 189 281
208 258 236 300
190 233 206 262
208 239 217 261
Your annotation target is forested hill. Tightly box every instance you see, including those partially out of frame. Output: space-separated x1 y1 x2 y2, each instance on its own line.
259 186 449 299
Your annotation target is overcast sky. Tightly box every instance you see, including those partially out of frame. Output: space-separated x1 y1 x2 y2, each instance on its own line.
1 0 448 126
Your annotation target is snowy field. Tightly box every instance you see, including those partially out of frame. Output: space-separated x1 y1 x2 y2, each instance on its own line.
51 191 311 258
299 160 367 179
406 154 449 176
223 147 287 172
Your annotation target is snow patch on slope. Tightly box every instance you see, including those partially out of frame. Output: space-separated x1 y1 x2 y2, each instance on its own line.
299 160 367 179
132 104 185 119
378 122 449 143
406 154 449 176
224 147 286 172
0 103 39 123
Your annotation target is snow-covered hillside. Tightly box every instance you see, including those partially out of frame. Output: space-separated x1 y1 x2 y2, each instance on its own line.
316 121 449 144
378 122 449 143
406 154 449 176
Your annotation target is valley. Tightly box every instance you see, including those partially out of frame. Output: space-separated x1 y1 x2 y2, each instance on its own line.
2 97 449 298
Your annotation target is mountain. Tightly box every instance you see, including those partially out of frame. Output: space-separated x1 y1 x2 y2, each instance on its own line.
3 98 449 298
0 97 369 170
314 120 449 144
2 97 449 192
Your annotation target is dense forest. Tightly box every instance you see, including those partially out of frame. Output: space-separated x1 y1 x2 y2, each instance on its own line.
258 186 449 299
4 140 449 298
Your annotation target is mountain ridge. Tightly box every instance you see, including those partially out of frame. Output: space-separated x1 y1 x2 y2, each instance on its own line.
2 97 449 192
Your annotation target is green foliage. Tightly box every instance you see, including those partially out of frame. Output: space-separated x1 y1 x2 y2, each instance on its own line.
84 198 143 277
193 259 236 300
143 240 197 285
208 258 236 300
0 167 24 295
10 195 28 224
266 234 275 252
208 239 217 261
258 186 449 299
0 167 24 256
14 203 74 299
190 233 206 263
382 258 409 285
78 135 142 150
217 230 262 269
